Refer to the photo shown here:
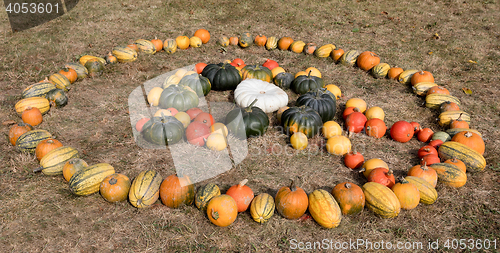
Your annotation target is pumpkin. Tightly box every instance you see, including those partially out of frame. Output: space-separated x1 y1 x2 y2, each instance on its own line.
314 44 336 58
271 67 285 78
290 132 308 150
291 71 325 95
426 86 449 95
230 58 245 69
21 106 42 126
195 62 207 74
186 121 211 146
163 39 178 54
398 69 419 85
64 62 88 80
451 131 484 155
344 151 364 169
201 63 242 91
295 89 336 123
325 84 342 100
344 107 358 120
21 80 56 99
207 194 238 227
69 163 116 196
111 46 137 63
84 59 104 78
430 163 467 188
391 178 420 210
447 128 482 139
387 67 404 80
229 36 239 45
322 121 342 139
440 101 460 112
195 183 221 210
193 112 214 127
159 174 195 208
35 138 63 161
8 122 32 145
444 158 467 173
250 193 275 223
449 113 470 129
418 145 438 159
361 158 389 178
303 43 317 55
345 112 367 134
62 158 88 182
407 163 437 187
412 82 438 96
134 39 156 54
225 99 270 139
217 36 230 47
275 180 308 220
254 34 267 46
15 97 50 116
308 189 342 228
186 107 203 120
326 135 352 156
240 65 273 82
367 167 395 188
356 51 381 71
417 128 434 142
277 36 294 50
59 67 78 83
176 36 190 49
345 98 367 113
46 88 68 108
194 28 210 44
339 50 361 66
158 85 199 111
100 173 131 203
421 154 441 166
210 123 229 137
365 118 387 138
404 176 438 205
411 70 434 86
332 182 365 215
425 94 461 109
78 55 106 66
281 106 322 138
190 36 202 48
362 182 400 218
390 121 414 143
238 32 253 48
129 170 163 208
371 63 390 79
226 179 254 212
16 129 52 153
34 146 79 175
141 116 185 146
262 59 279 70
429 139 444 150
439 111 471 127
150 37 163 52
178 73 211 97
331 48 344 62
432 131 451 142
105 52 117 65
265 36 278 50
290 40 305 53
206 133 227 151
305 67 322 78
126 44 139 52
274 72 295 89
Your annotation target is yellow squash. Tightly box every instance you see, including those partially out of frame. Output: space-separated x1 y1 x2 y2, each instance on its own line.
69 163 115 196
308 189 342 228
362 182 400 218
129 170 162 208
35 146 79 175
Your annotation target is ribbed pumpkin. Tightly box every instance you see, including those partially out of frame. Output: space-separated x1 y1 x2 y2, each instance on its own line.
35 138 63 161
112 46 138 63
15 97 50 115
412 82 437 96
46 88 68 108
362 182 401 218
64 62 88 80
339 50 361 66
398 69 419 85
225 99 270 139
250 193 275 224
69 163 116 196
159 174 195 208
16 129 52 153
34 146 79 175
408 163 437 187
141 115 185 146
371 63 390 79
438 111 470 127
425 94 461 109
163 39 178 54
447 128 482 139
411 70 434 86
238 32 253 48
291 71 325 95
308 189 342 228
84 58 104 78
290 41 305 53
427 86 450 96
22 81 56 98
49 73 71 91
226 179 254 212
275 180 308 220
332 182 365 215
62 158 88 182
240 65 273 82
387 67 404 80
391 178 420 210
134 39 156 54
404 176 438 205
450 113 470 129
274 72 295 89
195 183 221 210
295 89 336 123
277 36 294 50
451 131 484 155
129 170 163 208
356 51 380 71
430 163 467 188
201 63 242 91
314 44 336 58
8 123 32 145
207 194 238 227
158 85 199 111
178 73 211 97
440 101 460 113
265 36 278 50
100 173 131 202
281 106 322 138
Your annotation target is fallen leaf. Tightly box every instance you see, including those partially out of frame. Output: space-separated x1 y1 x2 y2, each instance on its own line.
2 120 16 125
462 88 472 94
351 28 360 32
428 51 433 55
381 11 388 15
468 60 477 64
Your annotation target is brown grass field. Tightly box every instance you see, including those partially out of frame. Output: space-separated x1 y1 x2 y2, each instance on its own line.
1 0 499 252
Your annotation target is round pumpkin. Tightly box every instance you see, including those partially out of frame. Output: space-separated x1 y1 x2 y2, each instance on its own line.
451 131 485 155
194 28 210 44
46 88 68 108
331 48 344 62
59 67 77 83
322 121 342 139
158 85 199 112
160 174 195 208
295 89 336 123
141 116 185 146
411 71 434 86
273 72 295 89
205 133 227 151
391 178 420 210
345 112 367 134
281 106 322 138
186 121 211 146
325 84 341 100
201 63 242 91
356 51 381 71
62 158 88 182
277 36 294 50
361 158 389 178
226 179 254 212
365 118 387 139
238 32 253 48
290 132 308 150
364 106 385 121
332 182 365 215
9 122 32 145
84 58 104 78
407 163 438 187
291 72 325 95
345 98 367 113
390 121 414 143
225 99 270 139
254 34 267 47
35 138 63 161
207 194 238 227
367 167 395 188
326 135 352 156
344 151 364 169
100 173 131 203
275 180 308 220
176 36 190 49
387 67 404 80
21 106 43 126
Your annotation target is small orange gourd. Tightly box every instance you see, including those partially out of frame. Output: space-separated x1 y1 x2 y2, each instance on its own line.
275 180 308 219
100 173 131 202
225 179 254 212
35 138 63 161
22 106 43 126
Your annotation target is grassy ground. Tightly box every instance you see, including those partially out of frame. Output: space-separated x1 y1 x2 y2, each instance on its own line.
1 0 499 252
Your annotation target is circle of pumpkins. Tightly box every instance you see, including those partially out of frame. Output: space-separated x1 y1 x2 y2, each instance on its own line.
9 29 487 228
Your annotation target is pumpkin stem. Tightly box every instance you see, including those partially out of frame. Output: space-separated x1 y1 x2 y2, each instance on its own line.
238 179 248 187
211 208 219 220
307 70 312 77
245 99 258 112
457 112 463 121
33 166 44 173
399 177 409 184
109 177 117 185
344 182 351 189
464 131 472 138
289 179 297 192
422 162 429 170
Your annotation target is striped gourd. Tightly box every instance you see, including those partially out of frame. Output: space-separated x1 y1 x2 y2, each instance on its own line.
49 73 71 92
15 129 52 153
430 163 467 188
339 50 361 66
438 111 470 127
446 128 482 138
412 82 437 96
265 36 278 50
290 41 305 53
134 39 156 54
308 189 342 228
438 141 486 173
163 39 177 54
249 193 275 224
398 69 419 85
362 182 401 218
34 146 79 175
64 62 88 80
22 82 56 98
195 183 220 210
78 55 106 66
425 94 461 109
371 63 390 79
129 170 162 208
217 36 229 47
69 163 116 196
314 44 336 58
405 176 438 205
15 97 50 115
112 46 138 63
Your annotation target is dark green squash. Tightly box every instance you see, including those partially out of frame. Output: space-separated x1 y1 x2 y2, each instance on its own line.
240 65 273 82
201 63 242 91
195 183 221 210
22 81 56 98
141 116 185 146
225 99 269 139
274 72 294 89
295 89 336 123
177 73 211 97
281 106 323 138
46 88 68 108
158 85 199 111
291 72 325 95
84 58 104 77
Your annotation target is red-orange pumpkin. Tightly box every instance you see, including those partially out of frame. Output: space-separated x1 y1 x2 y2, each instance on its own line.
35 138 63 161
367 168 395 188
275 180 308 220
193 112 215 128
417 145 438 159
344 151 364 169
365 118 387 138
225 179 254 212
9 123 32 145
332 182 365 215
390 121 414 143
185 121 211 146
420 154 440 166
159 174 195 208
345 112 367 134
417 128 434 142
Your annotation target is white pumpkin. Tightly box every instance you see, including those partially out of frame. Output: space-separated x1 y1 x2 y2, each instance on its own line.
234 79 288 113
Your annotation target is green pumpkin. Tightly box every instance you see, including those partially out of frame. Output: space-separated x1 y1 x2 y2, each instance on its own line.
195 183 221 210
225 99 269 139
432 131 451 142
141 116 185 146
281 106 323 138
178 73 211 97
84 59 104 77
274 72 295 89
46 88 68 108
201 63 242 91
291 72 325 95
158 85 199 112
295 89 336 123
240 65 273 82
239 32 253 48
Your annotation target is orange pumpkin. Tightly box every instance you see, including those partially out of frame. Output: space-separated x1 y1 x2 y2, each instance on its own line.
440 101 460 112
387 67 404 80
195 62 208 74
225 179 254 212
194 29 210 44
275 180 308 219
444 158 467 173
331 48 344 62
21 106 43 127
417 128 434 142
62 158 88 182
9 122 32 145
407 163 438 187
449 113 470 129
303 43 317 55
365 118 387 139
35 138 63 161
332 182 365 215
176 36 190 50
411 71 434 86
206 194 238 227
427 86 449 95
229 36 239 45
254 34 267 47
126 43 139 52
392 178 420 210
159 174 195 208
59 67 78 83
356 51 380 71
451 131 485 155
151 37 164 52
277 37 294 50
100 173 131 202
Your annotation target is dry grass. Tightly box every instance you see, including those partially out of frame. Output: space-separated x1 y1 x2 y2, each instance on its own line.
1 0 500 252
